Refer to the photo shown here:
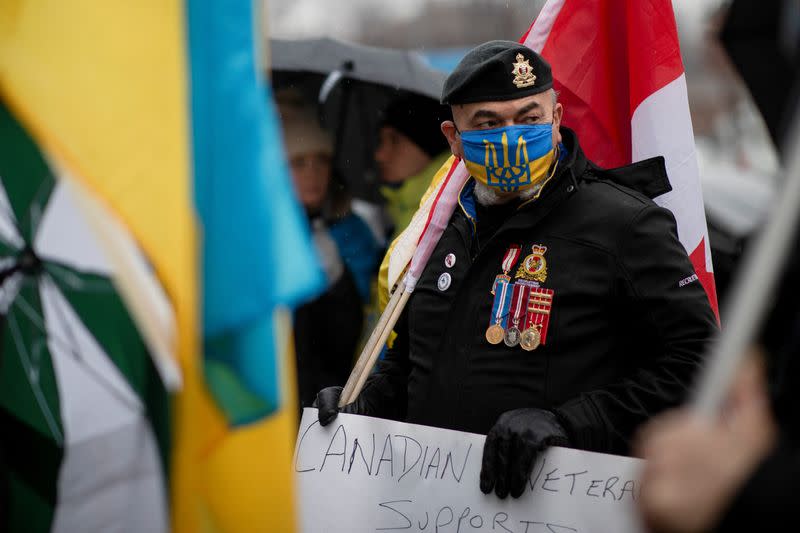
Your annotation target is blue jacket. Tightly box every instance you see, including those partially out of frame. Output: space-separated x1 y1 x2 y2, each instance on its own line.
329 213 382 302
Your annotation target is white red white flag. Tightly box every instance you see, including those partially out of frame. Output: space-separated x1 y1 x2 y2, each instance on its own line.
522 0 719 320
388 0 718 323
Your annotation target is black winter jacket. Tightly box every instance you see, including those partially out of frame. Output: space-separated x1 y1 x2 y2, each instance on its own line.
295 267 363 412
359 128 717 455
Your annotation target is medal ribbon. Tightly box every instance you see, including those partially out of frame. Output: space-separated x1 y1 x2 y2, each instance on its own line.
525 288 554 344
509 283 531 329
490 278 513 327
488 245 523 328
502 244 522 274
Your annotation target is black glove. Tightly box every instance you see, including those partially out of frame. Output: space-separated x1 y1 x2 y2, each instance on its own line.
480 408 570 499
313 386 370 426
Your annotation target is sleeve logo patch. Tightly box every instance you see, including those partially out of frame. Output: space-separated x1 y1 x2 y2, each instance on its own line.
678 273 699 287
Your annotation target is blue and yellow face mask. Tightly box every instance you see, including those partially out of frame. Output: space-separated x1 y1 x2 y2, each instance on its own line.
460 124 556 193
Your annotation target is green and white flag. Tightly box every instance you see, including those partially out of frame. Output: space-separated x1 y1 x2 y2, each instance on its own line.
0 102 173 532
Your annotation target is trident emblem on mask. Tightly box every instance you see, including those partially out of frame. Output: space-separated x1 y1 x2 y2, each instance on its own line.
482 132 532 192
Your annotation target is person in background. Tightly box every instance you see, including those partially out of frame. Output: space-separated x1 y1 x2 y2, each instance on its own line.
356 94 454 354
278 91 382 411
375 93 453 243
636 236 800 532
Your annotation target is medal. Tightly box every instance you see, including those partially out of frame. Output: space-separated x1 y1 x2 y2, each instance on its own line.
485 276 513 344
491 245 522 295
504 326 521 347
485 245 522 345
521 287 554 351
485 323 505 344
504 282 531 347
520 327 541 351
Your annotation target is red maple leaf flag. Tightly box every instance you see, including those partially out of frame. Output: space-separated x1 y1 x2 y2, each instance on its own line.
522 0 720 321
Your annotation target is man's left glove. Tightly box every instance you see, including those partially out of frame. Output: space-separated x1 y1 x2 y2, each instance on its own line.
480 408 570 499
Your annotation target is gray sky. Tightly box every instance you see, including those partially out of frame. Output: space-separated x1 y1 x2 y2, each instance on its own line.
269 0 464 41
267 0 726 45
268 0 432 40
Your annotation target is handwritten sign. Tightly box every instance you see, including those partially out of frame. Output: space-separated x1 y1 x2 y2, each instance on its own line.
295 409 645 533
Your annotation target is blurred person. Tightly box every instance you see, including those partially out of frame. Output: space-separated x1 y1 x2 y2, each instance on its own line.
278 92 382 411
358 94 453 354
637 235 800 532
375 93 453 242
315 41 717 499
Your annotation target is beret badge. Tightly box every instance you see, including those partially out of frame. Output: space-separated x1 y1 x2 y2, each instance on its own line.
511 53 537 89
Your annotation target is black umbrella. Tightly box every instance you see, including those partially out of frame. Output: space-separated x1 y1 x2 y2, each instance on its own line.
720 0 800 152
269 37 447 201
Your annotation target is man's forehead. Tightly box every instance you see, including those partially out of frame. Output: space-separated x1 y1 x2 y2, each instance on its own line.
455 93 551 119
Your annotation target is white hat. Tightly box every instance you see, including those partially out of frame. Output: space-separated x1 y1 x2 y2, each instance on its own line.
276 91 333 159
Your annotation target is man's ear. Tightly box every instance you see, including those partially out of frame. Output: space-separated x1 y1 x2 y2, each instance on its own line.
441 120 463 159
552 102 564 145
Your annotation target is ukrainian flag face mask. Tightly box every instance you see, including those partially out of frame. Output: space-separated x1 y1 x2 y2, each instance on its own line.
460 124 556 193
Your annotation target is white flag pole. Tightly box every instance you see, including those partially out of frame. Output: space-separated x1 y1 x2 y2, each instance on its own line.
339 279 409 406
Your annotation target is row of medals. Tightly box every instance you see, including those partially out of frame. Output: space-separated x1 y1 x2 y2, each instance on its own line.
486 319 541 351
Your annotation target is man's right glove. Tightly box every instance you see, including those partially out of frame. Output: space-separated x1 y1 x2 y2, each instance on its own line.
313 386 371 426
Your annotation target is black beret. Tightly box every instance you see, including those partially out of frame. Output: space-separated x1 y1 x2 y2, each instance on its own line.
441 40 553 105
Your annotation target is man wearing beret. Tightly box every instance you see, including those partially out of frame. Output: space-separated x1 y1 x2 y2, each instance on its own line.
316 41 717 499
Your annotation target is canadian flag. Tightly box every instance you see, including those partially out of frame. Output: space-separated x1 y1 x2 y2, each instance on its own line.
523 0 720 321
388 0 719 322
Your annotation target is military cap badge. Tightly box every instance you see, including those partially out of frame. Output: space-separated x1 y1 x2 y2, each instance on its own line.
511 53 537 89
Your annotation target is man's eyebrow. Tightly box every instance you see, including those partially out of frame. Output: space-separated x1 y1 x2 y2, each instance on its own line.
514 101 544 118
469 109 503 122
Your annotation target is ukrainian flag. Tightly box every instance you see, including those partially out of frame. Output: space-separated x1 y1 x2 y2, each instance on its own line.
0 1 323 531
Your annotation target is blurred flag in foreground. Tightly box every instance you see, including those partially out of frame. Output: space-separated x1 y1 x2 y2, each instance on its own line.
522 0 719 321
0 1 323 531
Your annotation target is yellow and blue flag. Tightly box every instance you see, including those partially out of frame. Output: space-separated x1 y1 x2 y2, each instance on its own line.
188 1 323 425
0 0 323 531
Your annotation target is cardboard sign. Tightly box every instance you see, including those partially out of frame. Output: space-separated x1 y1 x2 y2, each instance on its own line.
295 409 645 533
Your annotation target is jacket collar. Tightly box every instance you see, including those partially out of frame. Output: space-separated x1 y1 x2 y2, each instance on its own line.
553 126 587 187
